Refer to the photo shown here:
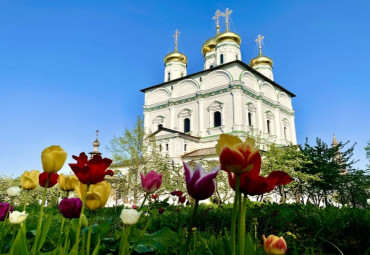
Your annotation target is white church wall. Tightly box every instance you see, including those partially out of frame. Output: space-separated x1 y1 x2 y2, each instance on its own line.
147 88 171 105
201 69 232 91
171 79 199 98
240 70 259 92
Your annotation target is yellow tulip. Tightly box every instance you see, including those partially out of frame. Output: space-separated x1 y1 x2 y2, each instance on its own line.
41 145 67 173
21 170 40 190
74 181 111 210
58 174 78 191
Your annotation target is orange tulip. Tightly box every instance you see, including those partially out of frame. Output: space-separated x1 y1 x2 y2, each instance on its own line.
262 234 287 255
216 134 261 174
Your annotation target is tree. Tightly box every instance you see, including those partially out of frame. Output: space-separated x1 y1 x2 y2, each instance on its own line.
365 140 370 169
261 144 317 203
301 138 357 206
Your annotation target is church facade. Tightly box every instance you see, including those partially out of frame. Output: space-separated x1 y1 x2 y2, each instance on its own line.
140 9 297 164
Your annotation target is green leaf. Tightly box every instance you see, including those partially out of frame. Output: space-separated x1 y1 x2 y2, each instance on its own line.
91 236 100 255
244 233 255 255
37 214 53 252
10 224 30 255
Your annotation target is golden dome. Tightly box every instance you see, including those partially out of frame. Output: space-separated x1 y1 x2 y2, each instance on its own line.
202 37 216 56
215 31 241 45
164 52 187 65
249 55 273 68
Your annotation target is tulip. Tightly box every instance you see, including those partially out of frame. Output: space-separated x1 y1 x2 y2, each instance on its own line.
21 170 40 190
140 170 162 194
179 196 186 203
58 174 78 191
39 172 59 188
9 211 28 224
151 194 159 200
262 234 287 255
41 145 67 173
171 190 183 196
59 198 82 219
183 162 219 200
69 153 114 184
74 181 111 210
227 169 292 196
158 208 165 214
216 134 261 174
7 187 21 197
120 209 142 225
0 203 13 221
132 205 137 209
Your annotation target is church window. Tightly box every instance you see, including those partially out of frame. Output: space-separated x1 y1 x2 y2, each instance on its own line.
159 144 162 152
184 118 190 133
214 111 221 127
168 72 171 81
166 144 169 151
181 72 183 77
284 127 287 139
184 144 187 152
248 112 252 126
210 65 214 69
267 120 271 134
158 124 163 129
200 77 202 82
236 54 239 60
220 54 224 64
171 85 173 90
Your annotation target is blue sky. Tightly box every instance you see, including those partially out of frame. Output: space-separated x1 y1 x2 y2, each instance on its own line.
0 0 369 176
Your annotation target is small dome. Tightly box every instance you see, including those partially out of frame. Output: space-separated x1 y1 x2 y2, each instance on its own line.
93 138 100 147
201 37 216 56
249 55 273 68
164 52 188 65
215 31 241 45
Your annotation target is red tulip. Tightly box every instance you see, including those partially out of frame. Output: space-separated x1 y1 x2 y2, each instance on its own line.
132 205 137 209
226 163 292 196
184 162 219 201
39 172 59 188
216 134 261 174
158 208 165 214
262 234 287 255
140 170 162 194
179 196 186 203
171 190 183 196
151 194 159 200
69 153 113 185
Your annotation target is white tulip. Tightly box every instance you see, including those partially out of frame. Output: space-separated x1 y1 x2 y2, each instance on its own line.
120 209 142 225
367 198 370 205
9 211 28 224
7 187 21 197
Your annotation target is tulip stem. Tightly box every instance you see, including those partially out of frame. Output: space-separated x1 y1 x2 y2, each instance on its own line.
74 183 90 253
231 174 240 255
139 193 148 211
183 199 199 255
23 190 30 211
63 220 71 253
57 217 65 247
32 173 51 255
239 194 247 255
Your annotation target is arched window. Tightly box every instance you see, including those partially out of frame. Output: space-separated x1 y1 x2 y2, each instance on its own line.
284 127 287 139
158 124 163 129
184 144 187 152
184 118 190 133
210 65 214 69
167 72 171 81
220 54 224 64
214 111 221 127
248 112 252 126
199 77 202 82
159 144 162 152
267 120 271 133
236 54 239 60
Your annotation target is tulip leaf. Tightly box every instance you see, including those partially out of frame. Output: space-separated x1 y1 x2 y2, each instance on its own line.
37 214 53 252
91 236 100 255
133 227 178 253
10 224 29 255
244 233 255 255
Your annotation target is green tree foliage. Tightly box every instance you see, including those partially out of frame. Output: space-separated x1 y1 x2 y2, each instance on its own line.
301 138 357 206
365 139 370 168
261 144 318 203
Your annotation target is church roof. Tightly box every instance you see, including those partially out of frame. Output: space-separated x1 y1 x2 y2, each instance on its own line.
140 60 296 97
148 126 200 142
182 147 217 158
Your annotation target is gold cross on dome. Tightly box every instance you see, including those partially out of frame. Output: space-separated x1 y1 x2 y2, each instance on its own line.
212 9 222 34
223 8 233 31
255 34 265 56
173 29 180 52
96 129 99 139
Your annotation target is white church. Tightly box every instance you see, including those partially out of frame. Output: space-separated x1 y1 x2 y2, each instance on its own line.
141 9 297 164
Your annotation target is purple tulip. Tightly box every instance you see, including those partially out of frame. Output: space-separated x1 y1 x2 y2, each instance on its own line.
0 203 14 221
183 162 220 201
158 208 165 214
58 198 82 219
140 170 162 194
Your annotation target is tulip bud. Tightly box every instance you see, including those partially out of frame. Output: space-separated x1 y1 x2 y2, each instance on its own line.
120 209 142 225
7 187 21 197
21 170 40 190
41 145 67 173
80 213 89 227
9 211 28 224
262 234 287 255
